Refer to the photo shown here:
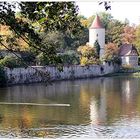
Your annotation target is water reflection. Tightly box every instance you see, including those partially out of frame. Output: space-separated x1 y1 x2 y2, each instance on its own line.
0 76 140 138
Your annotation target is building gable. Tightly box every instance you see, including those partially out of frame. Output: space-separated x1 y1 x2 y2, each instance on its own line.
119 44 139 56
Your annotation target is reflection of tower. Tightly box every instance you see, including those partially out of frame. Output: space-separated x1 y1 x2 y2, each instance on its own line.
122 80 131 103
98 79 107 123
89 15 105 59
90 98 98 124
90 78 107 124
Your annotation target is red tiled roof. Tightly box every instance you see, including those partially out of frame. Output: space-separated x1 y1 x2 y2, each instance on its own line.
90 15 104 29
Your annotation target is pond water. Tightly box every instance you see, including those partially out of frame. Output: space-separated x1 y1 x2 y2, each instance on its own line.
0 76 140 138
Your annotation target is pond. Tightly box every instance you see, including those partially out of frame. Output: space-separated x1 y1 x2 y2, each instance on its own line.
0 75 140 138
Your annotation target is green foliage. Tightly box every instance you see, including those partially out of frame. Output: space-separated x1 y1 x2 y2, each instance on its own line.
87 12 113 29
36 53 49 65
112 56 122 65
20 51 36 65
60 50 80 65
82 12 124 46
0 2 82 67
37 51 80 66
134 25 140 55
0 56 25 69
98 12 113 29
94 40 100 57
19 2 82 34
36 52 62 66
106 19 125 45
40 31 66 53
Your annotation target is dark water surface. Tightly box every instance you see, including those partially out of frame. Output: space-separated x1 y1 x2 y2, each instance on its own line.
0 76 140 138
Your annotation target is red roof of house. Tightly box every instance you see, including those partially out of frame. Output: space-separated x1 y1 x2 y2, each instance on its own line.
90 15 104 29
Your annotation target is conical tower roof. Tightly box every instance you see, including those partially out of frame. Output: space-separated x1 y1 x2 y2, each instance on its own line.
90 15 104 29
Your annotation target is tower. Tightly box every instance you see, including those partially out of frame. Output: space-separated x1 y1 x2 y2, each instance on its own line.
89 15 105 59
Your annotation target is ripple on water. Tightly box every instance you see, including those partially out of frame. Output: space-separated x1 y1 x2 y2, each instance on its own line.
1 125 140 138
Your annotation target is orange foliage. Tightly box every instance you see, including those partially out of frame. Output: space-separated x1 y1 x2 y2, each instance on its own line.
0 24 29 51
0 25 11 36
104 43 119 60
121 25 136 44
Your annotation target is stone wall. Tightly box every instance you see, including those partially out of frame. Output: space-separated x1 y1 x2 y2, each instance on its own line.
5 63 119 85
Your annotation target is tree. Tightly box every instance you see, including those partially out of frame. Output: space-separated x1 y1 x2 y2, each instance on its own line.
85 15 95 28
94 40 100 58
124 18 130 25
0 24 29 51
134 25 140 54
121 25 136 44
98 12 113 29
78 15 89 28
77 44 100 65
104 42 120 63
0 2 82 65
0 2 83 85
40 31 66 53
106 19 125 45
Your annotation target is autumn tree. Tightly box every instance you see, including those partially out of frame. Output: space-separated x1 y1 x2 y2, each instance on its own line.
0 24 29 51
0 2 82 65
104 42 121 64
78 15 88 28
121 25 136 44
0 2 85 86
77 44 100 65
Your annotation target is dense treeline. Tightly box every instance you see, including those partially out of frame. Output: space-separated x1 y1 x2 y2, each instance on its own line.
0 2 140 68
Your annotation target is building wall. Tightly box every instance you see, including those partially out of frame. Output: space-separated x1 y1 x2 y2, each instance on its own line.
5 63 119 85
121 56 138 67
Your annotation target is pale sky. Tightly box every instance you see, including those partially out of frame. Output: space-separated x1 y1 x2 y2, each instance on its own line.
76 1 140 25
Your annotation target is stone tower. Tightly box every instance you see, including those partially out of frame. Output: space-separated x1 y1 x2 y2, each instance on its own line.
89 15 105 59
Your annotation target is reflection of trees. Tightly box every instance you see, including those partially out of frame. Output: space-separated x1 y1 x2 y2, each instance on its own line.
106 76 139 124
0 76 140 137
89 76 140 125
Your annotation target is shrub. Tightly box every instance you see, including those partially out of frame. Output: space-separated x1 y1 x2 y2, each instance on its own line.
20 51 36 65
80 57 100 65
77 44 100 65
112 56 122 65
60 50 80 65
0 56 25 69
36 53 49 65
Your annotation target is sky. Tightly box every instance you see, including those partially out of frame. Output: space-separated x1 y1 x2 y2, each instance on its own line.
76 1 140 25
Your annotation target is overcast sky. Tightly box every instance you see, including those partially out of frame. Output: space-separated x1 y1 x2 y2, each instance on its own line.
76 1 140 25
